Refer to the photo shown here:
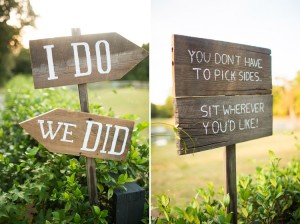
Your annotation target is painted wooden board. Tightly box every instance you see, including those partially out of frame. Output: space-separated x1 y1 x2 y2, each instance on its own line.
30 32 148 89
172 35 272 97
174 95 272 155
20 108 134 161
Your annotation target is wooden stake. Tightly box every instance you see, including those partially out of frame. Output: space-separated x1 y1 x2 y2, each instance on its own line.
225 144 237 224
72 28 98 205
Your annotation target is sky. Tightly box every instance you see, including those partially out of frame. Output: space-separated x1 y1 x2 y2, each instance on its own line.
22 0 150 47
151 0 300 104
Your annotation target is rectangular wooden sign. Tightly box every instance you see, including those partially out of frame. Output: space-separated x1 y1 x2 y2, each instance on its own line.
20 109 135 161
175 95 272 155
172 35 272 97
29 32 148 89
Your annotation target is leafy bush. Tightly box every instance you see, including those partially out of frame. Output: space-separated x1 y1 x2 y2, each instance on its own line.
12 48 32 74
0 75 149 223
238 151 300 223
154 184 231 224
154 151 300 223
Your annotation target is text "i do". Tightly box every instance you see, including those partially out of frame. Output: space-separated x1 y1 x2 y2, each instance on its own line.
43 40 111 80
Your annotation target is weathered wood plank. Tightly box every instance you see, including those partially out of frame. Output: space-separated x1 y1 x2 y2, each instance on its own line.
175 95 272 155
29 32 148 89
172 34 272 97
72 28 98 205
20 108 135 161
225 145 237 224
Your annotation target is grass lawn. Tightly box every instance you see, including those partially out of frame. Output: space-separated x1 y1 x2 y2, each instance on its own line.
151 117 300 208
88 83 149 137
88 84 149 124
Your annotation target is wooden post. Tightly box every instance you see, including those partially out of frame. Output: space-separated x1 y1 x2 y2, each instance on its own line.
72 28 98 205
225 144 237 224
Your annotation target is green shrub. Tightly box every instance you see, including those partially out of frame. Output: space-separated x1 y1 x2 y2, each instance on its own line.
154 151 300 223
154 183 232 224
238 151 300 223
0 75 149 223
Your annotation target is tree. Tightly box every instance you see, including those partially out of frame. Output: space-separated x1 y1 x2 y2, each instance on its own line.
12 48 32 74
151 96 174 118
151 103 159 118
121 43 149 81
0 0 36 85
273 86 289 116
293 71 300 116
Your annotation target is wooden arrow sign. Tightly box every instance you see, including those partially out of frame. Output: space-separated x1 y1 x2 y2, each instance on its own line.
20 109 135 161
29 32 148 89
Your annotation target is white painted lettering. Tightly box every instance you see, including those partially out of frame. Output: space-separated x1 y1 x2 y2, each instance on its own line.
244 57 263 68
95 40 111 74
220 121 227 133
203 52 211 63
235 55 241 65
38 120 63 140
212 121 219 134
60 122 77 143
43 45 57 80
203 68 211 80
188 50 196 63
229 120 235 131
201 105 208 117
108 125 129 155
99 124 112 153
223 103 265 115
188 50 211 64
212 105 220 116
192 68 202 79
81 120 102 152
215 53 235 65
71 42 92 77
203 122 209 135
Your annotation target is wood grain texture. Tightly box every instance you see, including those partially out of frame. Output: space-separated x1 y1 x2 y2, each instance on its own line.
225 145 237 224
20 109 134 161
78 83 90 113
72 28 98 205
175 95 272 155
30 32 148 89
172 34 272 97
86 157 98 205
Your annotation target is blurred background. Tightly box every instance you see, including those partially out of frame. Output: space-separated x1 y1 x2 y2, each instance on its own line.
151 0 300 210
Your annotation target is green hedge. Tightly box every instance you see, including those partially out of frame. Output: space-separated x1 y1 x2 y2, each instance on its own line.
154 151 300 223
0 75 149 223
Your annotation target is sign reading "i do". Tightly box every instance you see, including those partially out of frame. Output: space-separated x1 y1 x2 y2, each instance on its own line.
29 32 148 89
43 40 111 80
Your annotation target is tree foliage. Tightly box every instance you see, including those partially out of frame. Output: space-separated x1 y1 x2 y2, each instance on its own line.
121 43 149 81
151 96 174 118
293 71 300 116
273 71 300 117
12 47 31 74
0 0 36 85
